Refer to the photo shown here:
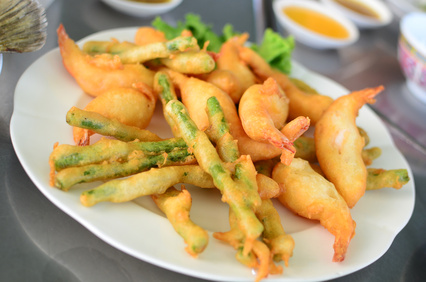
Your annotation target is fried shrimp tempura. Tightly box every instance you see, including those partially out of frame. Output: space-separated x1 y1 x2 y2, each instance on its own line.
216 34 257 103
272 158 356 262
315 86 384 208
239 78 291 150
239 78 310 165
57 24 154 97
238 45 333 125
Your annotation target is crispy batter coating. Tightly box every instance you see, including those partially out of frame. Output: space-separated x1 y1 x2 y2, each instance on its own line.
152 186 209 257
315 86 384 208
57 24 154 97
238 45 333 124
216 34 257 103
272 158 356 262
73 83 157 145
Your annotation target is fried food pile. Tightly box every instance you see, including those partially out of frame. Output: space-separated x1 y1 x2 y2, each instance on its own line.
49 23 410 281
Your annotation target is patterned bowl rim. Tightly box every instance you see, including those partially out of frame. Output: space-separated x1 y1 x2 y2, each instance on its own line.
401 12 426 58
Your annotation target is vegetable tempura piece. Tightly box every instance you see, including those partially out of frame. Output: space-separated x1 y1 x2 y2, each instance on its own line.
80 165 214 206
57 24 154 97
166 99 263 254
205 96 240 163
206 96 292 272
315 86 384 208
154 71 182 137
152 186 209 257
66 107 162 145
213 210 282 282
272 158 356 262
366 168 410 190
293 136 317 163
83 36 199 64
160 50 216 74
54 148 195 191
50 137 187 171
362 147 382 166
84 35 214 74
72 83 157 145
255 198 295 265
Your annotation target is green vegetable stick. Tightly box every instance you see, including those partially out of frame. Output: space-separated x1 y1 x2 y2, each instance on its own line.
160 51 215 74
50 137 188 171
83 40 135 56
80 165 214 206
206 96 286 265
366 168 410 190
362 147 382 166
165 99 263 253
205 96 239 163
255 198 294 265
254 159 279 178
154 71 181 137
66 107 162 143
83 36 198 64
213 209 257 267
294 136 317 163
152 186 209 257
54 148 195 191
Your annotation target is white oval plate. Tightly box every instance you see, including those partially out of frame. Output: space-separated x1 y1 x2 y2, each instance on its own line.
10 27 415 281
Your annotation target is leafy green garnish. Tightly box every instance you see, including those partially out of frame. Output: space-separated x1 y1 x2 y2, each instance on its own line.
152 13 239 52
152 14 294 73
251 28 295 74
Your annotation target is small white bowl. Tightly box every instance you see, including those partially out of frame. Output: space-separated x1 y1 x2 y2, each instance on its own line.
101 0 182 18
386 0 425 17
273 0 359 49
321 0 393 29
398 12 426 104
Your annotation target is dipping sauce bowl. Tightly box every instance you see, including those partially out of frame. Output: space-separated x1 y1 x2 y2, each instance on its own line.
320 0 393 28
398 12 426 104
273 0 359 49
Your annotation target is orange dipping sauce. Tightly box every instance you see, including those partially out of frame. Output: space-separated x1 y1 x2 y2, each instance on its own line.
283 6 350 39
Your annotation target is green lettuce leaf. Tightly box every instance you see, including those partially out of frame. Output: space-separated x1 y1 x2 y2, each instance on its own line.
152 14 294 73
250 28 295 74
152 13 238 52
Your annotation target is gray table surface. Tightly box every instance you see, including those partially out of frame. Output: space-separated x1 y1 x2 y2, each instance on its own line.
1 0 425 281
